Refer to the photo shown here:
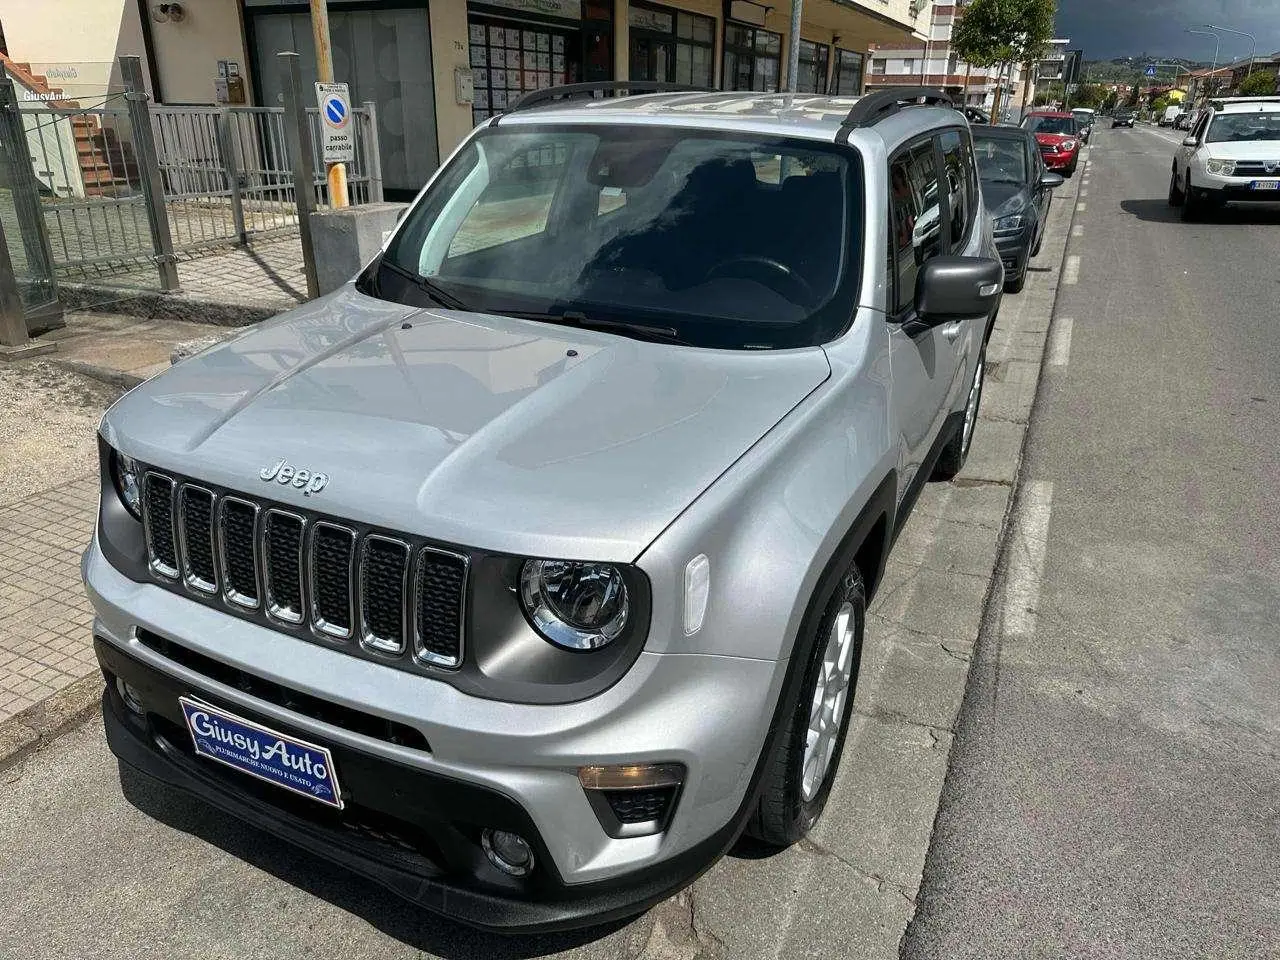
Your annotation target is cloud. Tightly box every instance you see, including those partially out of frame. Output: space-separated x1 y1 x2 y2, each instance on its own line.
1056 0 1280 61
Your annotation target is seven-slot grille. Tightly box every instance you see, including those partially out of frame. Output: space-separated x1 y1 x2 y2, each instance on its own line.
141 470 468 669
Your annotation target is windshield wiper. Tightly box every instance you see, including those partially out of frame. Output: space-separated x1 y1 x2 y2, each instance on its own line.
507 310 693 346
379 258 469 311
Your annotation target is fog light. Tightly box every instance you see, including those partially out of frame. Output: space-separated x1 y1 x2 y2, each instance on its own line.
115 677 145 715
481 828 535 877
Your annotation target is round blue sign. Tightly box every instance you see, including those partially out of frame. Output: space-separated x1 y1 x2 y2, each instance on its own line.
324 96 347 126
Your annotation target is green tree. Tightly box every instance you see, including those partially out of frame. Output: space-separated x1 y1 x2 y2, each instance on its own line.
1238 70 1279 96
952 0 1057 119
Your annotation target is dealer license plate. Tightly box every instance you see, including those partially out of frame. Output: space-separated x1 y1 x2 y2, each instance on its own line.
179 696 343 808
1251 180 1280 191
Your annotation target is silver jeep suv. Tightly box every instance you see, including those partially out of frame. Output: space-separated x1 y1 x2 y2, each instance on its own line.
85 85 1002 932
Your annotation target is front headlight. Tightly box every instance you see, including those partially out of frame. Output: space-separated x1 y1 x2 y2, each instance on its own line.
109 448 143 521
1205 158 1236 176
519 559 630 650
1060 140 1078 152
994 213 1027 234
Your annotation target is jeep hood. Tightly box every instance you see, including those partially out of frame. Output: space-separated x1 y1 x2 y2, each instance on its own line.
105 288 830 561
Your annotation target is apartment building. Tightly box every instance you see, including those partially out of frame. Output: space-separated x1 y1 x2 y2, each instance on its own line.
865 3 1035 115
0 0 932 199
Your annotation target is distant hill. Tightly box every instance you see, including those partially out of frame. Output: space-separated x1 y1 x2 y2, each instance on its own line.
1083 56 1209 85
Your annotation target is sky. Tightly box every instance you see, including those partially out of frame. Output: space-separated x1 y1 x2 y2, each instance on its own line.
1054 0 1280 62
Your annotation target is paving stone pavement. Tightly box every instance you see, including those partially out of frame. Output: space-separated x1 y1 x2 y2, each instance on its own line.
0 478 100 723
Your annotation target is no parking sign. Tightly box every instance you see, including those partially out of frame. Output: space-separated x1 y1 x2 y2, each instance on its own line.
315 82 354 163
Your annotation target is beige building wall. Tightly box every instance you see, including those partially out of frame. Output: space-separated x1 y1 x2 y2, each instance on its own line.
147 0 252 104
0 0 150 96
429 0 475 169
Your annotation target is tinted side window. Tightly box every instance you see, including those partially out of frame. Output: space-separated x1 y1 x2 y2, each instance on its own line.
889 143 944 314
939 130 975 253
1192 112 1210 141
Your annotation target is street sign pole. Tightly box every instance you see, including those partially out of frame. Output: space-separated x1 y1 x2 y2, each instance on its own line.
310 0 348 208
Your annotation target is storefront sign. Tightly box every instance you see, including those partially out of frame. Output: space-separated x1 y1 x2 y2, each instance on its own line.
629 5 674 33
474 0 583 21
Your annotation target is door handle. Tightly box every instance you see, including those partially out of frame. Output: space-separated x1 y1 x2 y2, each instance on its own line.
940 321 964 343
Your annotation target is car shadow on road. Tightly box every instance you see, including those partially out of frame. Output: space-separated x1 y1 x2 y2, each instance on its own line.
117 765 631 958
1121 198 1280 225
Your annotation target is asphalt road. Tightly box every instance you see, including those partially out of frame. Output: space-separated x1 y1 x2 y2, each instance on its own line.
904 124 1280 958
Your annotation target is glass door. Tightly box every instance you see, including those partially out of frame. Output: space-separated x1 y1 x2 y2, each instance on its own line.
630 34 675 82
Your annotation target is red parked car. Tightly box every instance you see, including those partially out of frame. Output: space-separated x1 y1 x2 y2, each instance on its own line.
1020 111 1083 177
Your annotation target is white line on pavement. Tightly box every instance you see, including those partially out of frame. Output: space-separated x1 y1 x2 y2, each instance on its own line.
1049 316 1073 366
1003 480 1054 638
1063 255 1081 285
1072 224 1084 237
1077 202 1087 212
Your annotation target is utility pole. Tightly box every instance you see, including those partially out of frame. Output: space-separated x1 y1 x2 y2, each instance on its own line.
786 0 803 92
310 0 348 207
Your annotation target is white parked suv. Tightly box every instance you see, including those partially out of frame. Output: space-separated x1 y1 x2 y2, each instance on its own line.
1169 96 1280 220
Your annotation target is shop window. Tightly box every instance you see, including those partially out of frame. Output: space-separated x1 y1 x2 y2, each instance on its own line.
796 40 830 94
629 3 714 87
723 22 782 92
469 21 576 127
831 49 864 95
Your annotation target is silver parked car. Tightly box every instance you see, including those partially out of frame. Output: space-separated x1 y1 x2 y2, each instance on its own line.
85 84 1002 932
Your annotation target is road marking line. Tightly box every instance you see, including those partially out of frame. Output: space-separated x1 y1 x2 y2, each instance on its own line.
1072 224 1084 237
1063 255 1081 285
1080 189 1089 197
1077 202 1087 212
1003 480 1054 638
1049 316 1073 366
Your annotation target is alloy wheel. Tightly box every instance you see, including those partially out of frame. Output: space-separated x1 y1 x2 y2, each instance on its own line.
961 353 986 457
801 601 857 802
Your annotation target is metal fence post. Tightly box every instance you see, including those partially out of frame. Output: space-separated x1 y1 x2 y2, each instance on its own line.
216 109 248 245
361 101 384 203
280 52 320 300
0 218 55 358
119 56 180 291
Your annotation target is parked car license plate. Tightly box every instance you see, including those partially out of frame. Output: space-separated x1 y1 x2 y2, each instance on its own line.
179 696 343 808
1251 180 1280 191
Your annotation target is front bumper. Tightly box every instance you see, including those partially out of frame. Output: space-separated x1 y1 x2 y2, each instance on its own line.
994 229 1032 279
84 540 783 930
1190 170 1280 202
1041 151 1077 170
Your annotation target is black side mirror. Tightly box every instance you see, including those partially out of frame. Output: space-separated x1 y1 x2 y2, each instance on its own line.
1039 172 1065 189
912 257 1004 328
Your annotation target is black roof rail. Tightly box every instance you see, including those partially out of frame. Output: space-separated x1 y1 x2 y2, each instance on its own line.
836 87 955 140
505 81 712 114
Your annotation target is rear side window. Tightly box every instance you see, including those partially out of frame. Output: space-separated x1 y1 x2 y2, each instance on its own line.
888 142 944 315
939 129 976 253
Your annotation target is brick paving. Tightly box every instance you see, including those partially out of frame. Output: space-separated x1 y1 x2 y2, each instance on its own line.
0 478 100 723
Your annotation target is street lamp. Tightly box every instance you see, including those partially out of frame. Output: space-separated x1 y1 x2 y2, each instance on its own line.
1202 23 1257 77
1186 27 1222 100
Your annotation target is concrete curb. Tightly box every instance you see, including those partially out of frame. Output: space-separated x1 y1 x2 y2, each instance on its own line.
58 281 287 328
0 674 102 774
46 358 146 391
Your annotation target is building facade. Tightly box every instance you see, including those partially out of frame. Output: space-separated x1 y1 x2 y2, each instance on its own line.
866 3 1040 117
0 0 932 198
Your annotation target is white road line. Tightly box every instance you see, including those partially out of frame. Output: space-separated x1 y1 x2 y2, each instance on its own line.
1072 224 1084 237
1049 316 1074 366
1063 255 1081 285
1077 202 1087 212
1003 480 1054 638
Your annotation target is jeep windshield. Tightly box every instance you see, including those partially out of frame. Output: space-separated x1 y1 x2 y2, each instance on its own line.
366 126 862 350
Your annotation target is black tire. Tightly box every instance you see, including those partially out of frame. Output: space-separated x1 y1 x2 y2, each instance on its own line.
1181 173 1200 221
933 345 987 481
745 568 865 847
1065 158 1077 177
1005 268 1027 294
1168 167 1185 207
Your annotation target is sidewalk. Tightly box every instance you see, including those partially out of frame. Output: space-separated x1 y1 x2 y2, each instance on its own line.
0 360 121 759
37 311 233 387
59 235 308 326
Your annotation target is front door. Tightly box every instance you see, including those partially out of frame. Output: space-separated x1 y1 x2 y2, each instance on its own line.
886 137 962 498
250 6 440 198
630 33 674 82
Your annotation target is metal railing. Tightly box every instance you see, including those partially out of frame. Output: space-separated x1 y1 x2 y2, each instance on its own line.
14 77 383 283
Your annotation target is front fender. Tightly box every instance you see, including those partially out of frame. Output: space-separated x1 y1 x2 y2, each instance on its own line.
636 315 896 662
